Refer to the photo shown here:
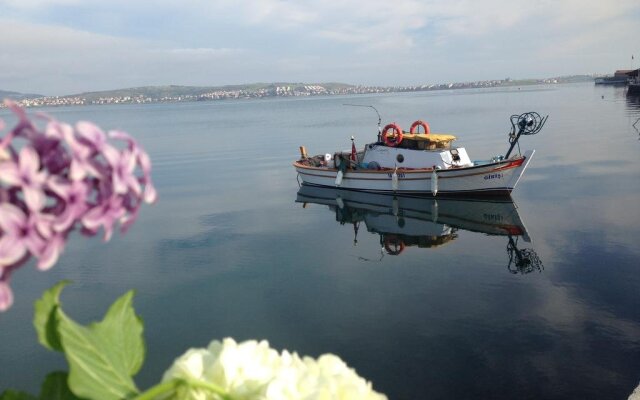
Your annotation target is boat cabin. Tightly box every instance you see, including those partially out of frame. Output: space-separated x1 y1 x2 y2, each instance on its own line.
360 133 473 170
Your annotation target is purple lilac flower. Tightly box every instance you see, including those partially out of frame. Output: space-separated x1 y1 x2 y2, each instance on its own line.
109 130 156 203
0 203 46 267
48 177 88 232
75 121 120 166
0 100 156 311
0 147 49 211
111 149 142 196
82 195 126 242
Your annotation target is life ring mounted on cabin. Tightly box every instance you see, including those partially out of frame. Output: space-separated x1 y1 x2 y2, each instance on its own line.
409 120 430 135
384 235 405 255
382 123 403 147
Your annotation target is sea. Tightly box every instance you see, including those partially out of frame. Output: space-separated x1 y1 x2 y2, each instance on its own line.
1 82 639 399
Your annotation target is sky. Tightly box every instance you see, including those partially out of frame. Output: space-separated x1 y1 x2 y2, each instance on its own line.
1 0 639 96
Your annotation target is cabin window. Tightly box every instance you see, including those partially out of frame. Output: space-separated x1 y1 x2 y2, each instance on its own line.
396 154 405 163
450 149 460 162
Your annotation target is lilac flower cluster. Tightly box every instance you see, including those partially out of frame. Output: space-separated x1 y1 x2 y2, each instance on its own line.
0 100 156 311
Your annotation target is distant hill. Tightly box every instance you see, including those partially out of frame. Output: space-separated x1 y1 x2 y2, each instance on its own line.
73 85 216 101
0 89 43 100
70 83 355 100
2 76 599 108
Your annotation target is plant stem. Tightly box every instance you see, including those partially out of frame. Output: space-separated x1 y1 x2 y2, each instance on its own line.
134 378 230 400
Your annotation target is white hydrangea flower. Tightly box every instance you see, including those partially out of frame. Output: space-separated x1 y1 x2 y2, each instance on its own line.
162 338 387 400
205 338 282 399
161 348 216 400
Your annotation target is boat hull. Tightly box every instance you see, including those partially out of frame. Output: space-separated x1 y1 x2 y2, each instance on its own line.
295 150 535 197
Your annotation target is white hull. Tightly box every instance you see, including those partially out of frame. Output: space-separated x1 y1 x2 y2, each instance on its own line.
295 150 534 197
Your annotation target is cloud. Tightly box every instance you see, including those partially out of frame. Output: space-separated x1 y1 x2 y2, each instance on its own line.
0 19 250 94
1 0 640 93
161 47 246 60
0 0 83 9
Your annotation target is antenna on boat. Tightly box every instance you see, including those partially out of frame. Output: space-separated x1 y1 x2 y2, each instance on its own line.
343 104 382 141
505 111 548 158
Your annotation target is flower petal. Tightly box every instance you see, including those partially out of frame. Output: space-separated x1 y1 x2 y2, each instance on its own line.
0 161 21 186
0 234 27 266
102 144 120 167
138 150 152 176
0 281 14 312
76 121 106 147
0 203 27 235
23 185 45 211
23 229 45 259
144 181 157 204
81 205 105 231
18 146 41 176
38 235 64 271
4 99 28 122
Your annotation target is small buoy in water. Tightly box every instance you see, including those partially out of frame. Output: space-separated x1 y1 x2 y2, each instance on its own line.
391 169 399 191
335 170 343 186
431 167 438 196
601 95 604 99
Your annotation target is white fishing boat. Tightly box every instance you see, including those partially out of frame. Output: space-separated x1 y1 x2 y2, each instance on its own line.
294 110 547 197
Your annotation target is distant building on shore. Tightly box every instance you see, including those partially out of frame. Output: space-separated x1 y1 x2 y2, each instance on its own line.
595 69 639 85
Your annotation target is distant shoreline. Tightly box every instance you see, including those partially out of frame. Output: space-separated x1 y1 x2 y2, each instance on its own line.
1 75 594 109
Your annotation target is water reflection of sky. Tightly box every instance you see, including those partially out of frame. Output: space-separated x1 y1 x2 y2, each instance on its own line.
1 82 639 399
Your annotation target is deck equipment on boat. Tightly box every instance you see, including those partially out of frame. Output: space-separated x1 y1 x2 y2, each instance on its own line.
505 112 548 158
409 120 430 134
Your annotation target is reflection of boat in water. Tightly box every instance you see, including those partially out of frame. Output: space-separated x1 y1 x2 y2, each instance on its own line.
296 185 543 274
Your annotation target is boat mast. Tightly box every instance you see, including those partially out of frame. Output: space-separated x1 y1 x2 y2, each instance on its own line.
343 104 382 141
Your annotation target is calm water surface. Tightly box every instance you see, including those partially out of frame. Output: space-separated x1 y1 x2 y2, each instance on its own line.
1 83 639 399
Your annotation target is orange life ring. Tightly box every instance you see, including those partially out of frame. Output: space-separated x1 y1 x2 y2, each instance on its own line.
382 123 403 147
409 120 430 134
384 235 405 255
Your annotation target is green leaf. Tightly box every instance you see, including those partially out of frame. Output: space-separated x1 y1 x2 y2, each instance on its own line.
98 291 145 376
38 372 82 400
0 390 37 400
57 290 143 400
33 281 70 352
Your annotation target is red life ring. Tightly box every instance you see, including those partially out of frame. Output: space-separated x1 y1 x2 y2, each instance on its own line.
409 120 430 134
384 235 405 255
382 123 403 147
